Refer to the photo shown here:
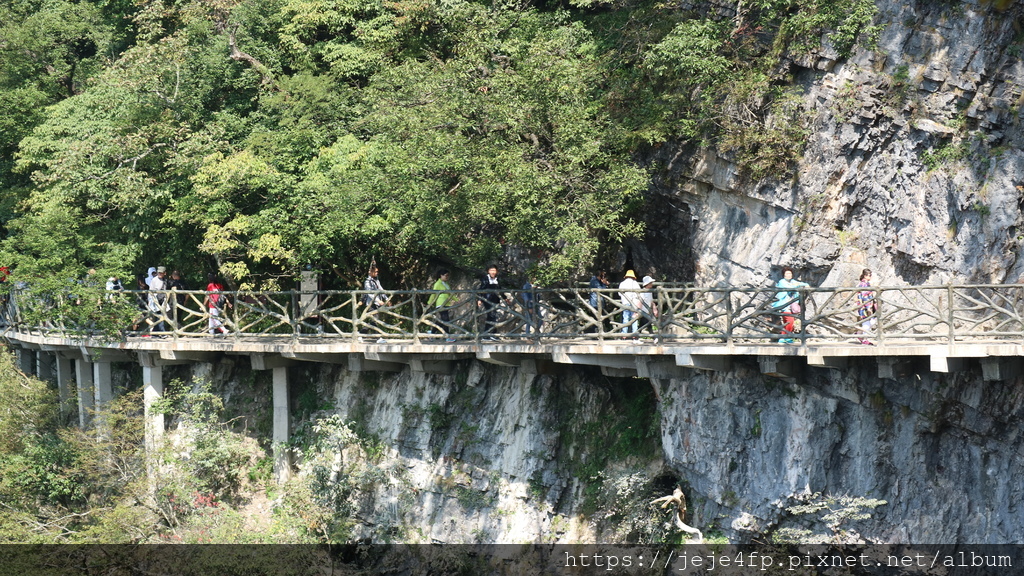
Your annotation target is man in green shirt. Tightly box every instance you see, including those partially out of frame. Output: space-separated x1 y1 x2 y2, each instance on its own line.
427 269 455 341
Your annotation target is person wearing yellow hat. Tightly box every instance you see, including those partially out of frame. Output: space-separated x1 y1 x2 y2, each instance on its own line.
618 270 641 334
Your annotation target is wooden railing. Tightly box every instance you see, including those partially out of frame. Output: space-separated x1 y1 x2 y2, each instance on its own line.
2 284 1023 345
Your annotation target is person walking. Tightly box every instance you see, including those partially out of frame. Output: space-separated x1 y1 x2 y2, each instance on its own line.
856 268 877 345
427 269 456 342
477 265 511 340
521 275 541 336
104 276 123 302
637 275 659 335
361 265 389 342
148 267 168 333
773 267 809 344
144 266 159 290
166 270 188 329
618 270 642 334
204 274 231 335
132 274 148 332
588 270 609 333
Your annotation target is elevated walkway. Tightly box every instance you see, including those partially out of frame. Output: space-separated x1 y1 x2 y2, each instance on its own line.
7 330 1022 381
6 282 1024 481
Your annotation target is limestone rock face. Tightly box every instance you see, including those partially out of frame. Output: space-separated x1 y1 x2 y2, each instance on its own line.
656 363 1024 543
638 0 1024 290
287 362 672 544
271 356 1023 544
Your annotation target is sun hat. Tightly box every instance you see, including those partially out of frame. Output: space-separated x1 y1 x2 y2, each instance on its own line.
642 275 655 285
624 270 636 279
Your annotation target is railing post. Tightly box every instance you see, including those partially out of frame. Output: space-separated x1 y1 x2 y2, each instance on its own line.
876 288 885 347
291 289 300 340
352 292 359 342
655 286 664 340
798 288 807 345
947 284 955 345
231 291 239 341
171 294 178 344
412 290 420 343
725 289 733 345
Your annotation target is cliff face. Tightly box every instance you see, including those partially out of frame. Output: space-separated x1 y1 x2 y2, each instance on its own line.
656 361 1024 543
631 0 1024 542
220 354 1022 544
280 362 672 544
640 0 1024 288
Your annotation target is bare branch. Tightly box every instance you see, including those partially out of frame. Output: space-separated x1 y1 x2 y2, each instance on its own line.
227 25 280 91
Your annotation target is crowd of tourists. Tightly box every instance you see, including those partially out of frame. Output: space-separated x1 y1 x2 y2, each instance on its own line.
367 264 878 344
82 263 878 343
102 267 232 336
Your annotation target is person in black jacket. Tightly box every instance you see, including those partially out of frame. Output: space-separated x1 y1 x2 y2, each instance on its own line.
477 265 511 339
166 270 188 329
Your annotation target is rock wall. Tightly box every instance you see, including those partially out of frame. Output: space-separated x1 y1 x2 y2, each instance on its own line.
656 359 1024 543
202 354 1023 544
256 361 673 544
637 0 1024 289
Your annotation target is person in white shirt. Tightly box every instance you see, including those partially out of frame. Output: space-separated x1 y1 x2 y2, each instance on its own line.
148 267 168 333
618 270 641 334
638 275 658 334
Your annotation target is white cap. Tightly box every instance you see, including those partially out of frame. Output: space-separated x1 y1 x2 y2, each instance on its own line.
642 276 655 285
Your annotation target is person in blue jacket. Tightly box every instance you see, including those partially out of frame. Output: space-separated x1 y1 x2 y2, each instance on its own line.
773 267 809 343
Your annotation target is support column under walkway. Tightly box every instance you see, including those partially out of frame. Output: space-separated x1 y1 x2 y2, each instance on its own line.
139 353 165 451
55 354 74 420
75 358 94 428
251 354 294 484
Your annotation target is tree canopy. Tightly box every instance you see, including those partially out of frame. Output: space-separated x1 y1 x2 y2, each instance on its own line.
0 0 879 288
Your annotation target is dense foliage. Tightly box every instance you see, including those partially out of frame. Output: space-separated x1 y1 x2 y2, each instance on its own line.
0 0 879 288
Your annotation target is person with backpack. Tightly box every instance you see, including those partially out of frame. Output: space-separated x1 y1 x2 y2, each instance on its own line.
773 267 809 344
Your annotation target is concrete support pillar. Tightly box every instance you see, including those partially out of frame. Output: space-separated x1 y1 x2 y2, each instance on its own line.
273 366 291 483
93 362 114 409
981 358 1021 382
16 347 34 375
143 364 165 450
75 359 95 428
55 355 74 419
36 351 54 382
92 361 113 436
